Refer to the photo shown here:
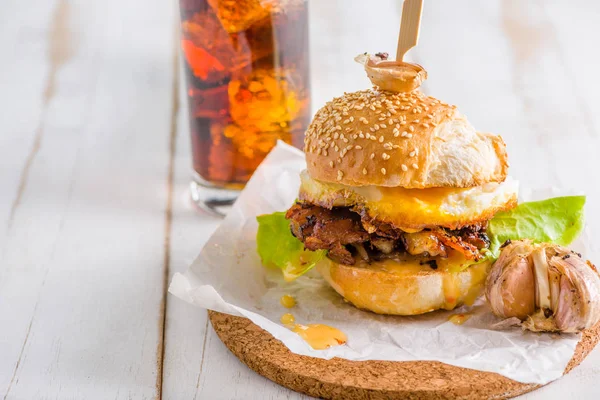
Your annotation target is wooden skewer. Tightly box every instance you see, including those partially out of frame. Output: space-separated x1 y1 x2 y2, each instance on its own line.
396 0 424 61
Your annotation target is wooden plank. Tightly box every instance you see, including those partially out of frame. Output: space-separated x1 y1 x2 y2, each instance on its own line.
160 58 307 399
0 0 58 252
160 64 221 399
0 0 177 398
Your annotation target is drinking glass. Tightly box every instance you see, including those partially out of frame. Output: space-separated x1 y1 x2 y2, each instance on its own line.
178 0 311 215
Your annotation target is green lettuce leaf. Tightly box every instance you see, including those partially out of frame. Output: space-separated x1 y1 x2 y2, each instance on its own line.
256 212 326 281
487 195 586 257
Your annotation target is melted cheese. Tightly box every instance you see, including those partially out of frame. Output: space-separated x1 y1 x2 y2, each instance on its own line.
299 170 518 230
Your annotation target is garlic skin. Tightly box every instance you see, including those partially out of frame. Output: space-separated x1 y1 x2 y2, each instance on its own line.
485 240 600 333
354 53 427 93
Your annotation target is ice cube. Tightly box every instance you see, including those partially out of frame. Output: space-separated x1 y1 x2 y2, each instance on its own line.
227 68 309 132
180 8 252 83
207 0 273 33
187 83 230 119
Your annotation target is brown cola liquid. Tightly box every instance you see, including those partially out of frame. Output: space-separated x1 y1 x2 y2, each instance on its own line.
179 0 310 188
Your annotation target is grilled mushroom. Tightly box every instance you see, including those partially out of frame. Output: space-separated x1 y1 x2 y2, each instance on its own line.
354 53 427 93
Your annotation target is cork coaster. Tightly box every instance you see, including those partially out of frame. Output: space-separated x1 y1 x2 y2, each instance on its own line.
209 311 600 400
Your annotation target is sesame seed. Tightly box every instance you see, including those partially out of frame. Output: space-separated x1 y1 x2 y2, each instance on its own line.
334 132 339 139
336 126 342 131
355 145 362 150
343 138 349 143
409 151 416 157
409 126 415 132
400 120 407 125
382 153 390 160
381 168 386 175
359 133 365 138
370 136 376 141
383 143 392 150
343 119 350 124
374 124 380 130
379 136 384 143
323 150 328 156
388 119 394 125
413 119 420 123
363 168 367 175
407 134 413 138
378 116 385 121
401 164 408 171
349 116 354 122
380 124 387 128
401 131 408 137
353 134 358 139
317 148 322 155
329 161 334 167
337 170 344 181
423 123 429 128
334 145 339 152
412 163 419 169
370 153 375 159
369 127 375 132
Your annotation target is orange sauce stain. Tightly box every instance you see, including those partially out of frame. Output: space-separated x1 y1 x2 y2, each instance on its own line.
289 323 347 350
448 313 471 325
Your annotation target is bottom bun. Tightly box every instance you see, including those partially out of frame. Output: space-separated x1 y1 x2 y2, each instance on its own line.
316 257 492 316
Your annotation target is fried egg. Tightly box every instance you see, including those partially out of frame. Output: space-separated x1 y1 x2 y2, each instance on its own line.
299 170 519 231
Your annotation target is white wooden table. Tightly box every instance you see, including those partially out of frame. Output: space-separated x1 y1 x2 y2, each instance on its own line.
1 0 599 398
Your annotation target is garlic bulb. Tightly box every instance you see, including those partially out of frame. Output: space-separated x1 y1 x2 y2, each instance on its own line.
485 239 600 333
354 53 427 93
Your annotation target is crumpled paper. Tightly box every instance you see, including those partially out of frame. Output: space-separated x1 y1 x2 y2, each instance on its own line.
169 141 594 384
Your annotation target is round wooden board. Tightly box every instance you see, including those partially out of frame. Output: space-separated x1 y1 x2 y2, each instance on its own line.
209 311 600 400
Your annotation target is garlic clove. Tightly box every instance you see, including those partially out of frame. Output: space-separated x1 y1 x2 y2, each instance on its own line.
531 246 551 311
550 253 600 332
555 273 583 333
486 240 535 320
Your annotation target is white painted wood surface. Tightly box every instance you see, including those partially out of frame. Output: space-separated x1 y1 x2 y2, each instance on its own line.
1 0 599 399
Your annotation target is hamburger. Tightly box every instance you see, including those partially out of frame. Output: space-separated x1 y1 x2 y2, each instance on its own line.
283 53 519 315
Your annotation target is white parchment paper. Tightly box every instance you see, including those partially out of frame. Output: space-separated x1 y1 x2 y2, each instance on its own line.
169 141 594 384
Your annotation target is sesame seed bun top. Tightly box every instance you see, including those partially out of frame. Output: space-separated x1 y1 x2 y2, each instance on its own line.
303 87 509 189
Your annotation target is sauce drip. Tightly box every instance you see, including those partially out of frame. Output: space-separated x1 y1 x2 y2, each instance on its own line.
280 313 295 325
291 324 347 350
448 313 471 325
442 273 461 310
280 294 296 308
